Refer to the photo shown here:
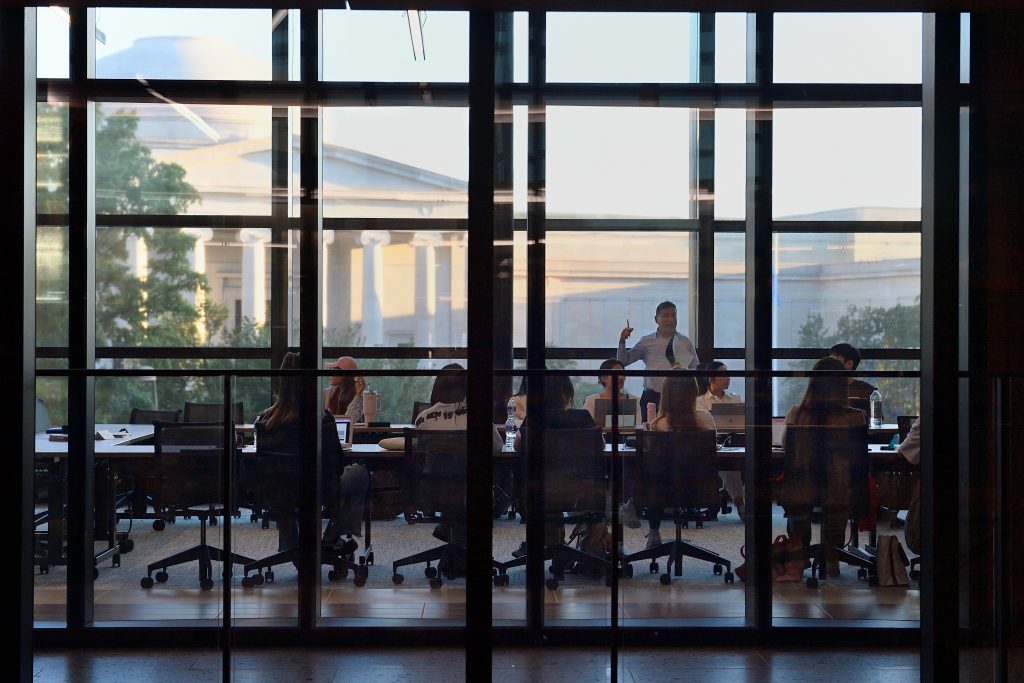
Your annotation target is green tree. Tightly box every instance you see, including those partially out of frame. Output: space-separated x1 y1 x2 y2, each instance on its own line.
781 299 921 419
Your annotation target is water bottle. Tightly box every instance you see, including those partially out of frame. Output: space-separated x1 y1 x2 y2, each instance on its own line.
503 399 518 452
869 389 883 428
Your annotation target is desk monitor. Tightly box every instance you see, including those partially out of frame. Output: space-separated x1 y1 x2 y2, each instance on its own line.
593 398 638 429
771 417 786 447
335 416 353 449
897 415 918 443
710 403 745 433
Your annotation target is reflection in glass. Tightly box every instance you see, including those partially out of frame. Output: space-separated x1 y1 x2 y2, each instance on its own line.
34 375 67 626
774 13 922 84
95 227 272 348
714 233 745 349
773 109 921 221
95 8 271 80
323 10 469 82
713 108 745 221
715 13 747 83
547 107 692 219
37 227 69 348
38 6 70 79
772 233 921 349
322 108 468 219
547 12 692 83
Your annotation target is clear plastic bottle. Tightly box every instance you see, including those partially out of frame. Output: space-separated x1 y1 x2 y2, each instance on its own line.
503 399 518 452
869 389 883 428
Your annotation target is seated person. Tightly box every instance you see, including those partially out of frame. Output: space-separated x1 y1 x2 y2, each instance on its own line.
582 358 643 426
696 361 744 514
256 352 369 554
781 356 866 578
324 355 365 422
646 374 717 548
415 364 502 556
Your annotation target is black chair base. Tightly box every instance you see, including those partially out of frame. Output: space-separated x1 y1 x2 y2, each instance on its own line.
242 540 370 588
804 541 878 589
496 542 614 590
140 513 253 591
624 518 733 585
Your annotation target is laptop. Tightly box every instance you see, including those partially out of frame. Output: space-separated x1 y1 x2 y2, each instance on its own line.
593 398 638 429
335 415 354 450
771 417 787 448
710 402 745 433
897 415 918 443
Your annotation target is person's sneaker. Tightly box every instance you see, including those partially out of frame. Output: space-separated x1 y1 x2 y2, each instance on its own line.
645 529 662 550
511 541 527 559
618 498 642 529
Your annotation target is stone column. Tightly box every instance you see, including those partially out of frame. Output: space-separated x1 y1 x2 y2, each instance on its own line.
182 227 214 342
360 230 390 346
411 231 442 347
238 228 271 326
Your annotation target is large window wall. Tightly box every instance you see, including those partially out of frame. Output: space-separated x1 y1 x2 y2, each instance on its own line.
23 6 985 680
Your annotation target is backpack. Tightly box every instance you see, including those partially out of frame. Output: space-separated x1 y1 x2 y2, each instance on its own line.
875 535 910 587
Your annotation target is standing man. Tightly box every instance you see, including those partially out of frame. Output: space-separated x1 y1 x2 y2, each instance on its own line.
617 301 700 419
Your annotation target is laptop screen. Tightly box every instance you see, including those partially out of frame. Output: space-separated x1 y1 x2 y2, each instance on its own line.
335 416 353 445
593 398 638 429
897 415 918 443
709 403 745 432
771 417 786 447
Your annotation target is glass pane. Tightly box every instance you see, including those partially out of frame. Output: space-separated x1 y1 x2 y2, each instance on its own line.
544 232 694 354
513 12 528 84
773 108 922 221
312 230 468 349
715 13 747 83
37 226 69 348
322 10 469 82
95 104 272 216
95 8 271 80
322 107 468 219
547 107 692 219
714 233 745 348
773 233 921 349
38 7 70 79
34 372 67 626
774 13 922 83
547 13 693 83
38 103 69 214
713 108 746 221
95 227 273 348
961 13 971 84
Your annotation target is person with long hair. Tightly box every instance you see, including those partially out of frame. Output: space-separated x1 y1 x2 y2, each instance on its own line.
782 356 866 577
414 363 502 452
323 355 365 422
643 374 717 548
256 352 369 553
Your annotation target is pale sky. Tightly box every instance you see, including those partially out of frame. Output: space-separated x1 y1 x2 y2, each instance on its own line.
36 9 931 219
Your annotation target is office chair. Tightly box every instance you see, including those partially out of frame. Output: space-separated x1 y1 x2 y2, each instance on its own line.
240 419 370 588
183 401 244 424
624 429 734 585
140 421 253 590
495 427 612 590
781 423 874 588
123 408 182 530
410 400 432 425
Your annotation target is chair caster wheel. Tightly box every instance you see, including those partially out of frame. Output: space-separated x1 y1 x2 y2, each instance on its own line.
209 517 217 527
265 571 274 583
155 571 169 583
507 511 516 520
622 564 634 578
650 562 659 573
367 552 375 566
714 564 723 575
493 574 509 587
725 572 735 583
660 574 671 586
491 567 498 577
241 576 255 589
910 570 921 581
200 578 214 591
329 567 349 582
806 577 819 589
353 575 367 587
429 577 443 589
392 573 405 585
113 554 121 568
141 577 154 589
545 578 559 591
39 565 49 575
253 573 264 586
153 519 165 531
868 575 879 587
858 568 868 580
118 539 134 553
425 566 438 578
94 567 99 580
250 513 258 522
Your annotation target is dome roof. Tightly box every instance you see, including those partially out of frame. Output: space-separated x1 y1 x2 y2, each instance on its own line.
97 36 270 81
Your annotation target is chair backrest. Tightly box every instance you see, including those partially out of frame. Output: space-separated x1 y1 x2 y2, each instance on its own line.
129 408 181 425
781 423 869 516
184 401 244 424
541 427 606 514
897 415 918 443
249 413 341 513
402 429 466 520
410 400 432 425
35 398 51 434
153 421 227 507
636 429 720 512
